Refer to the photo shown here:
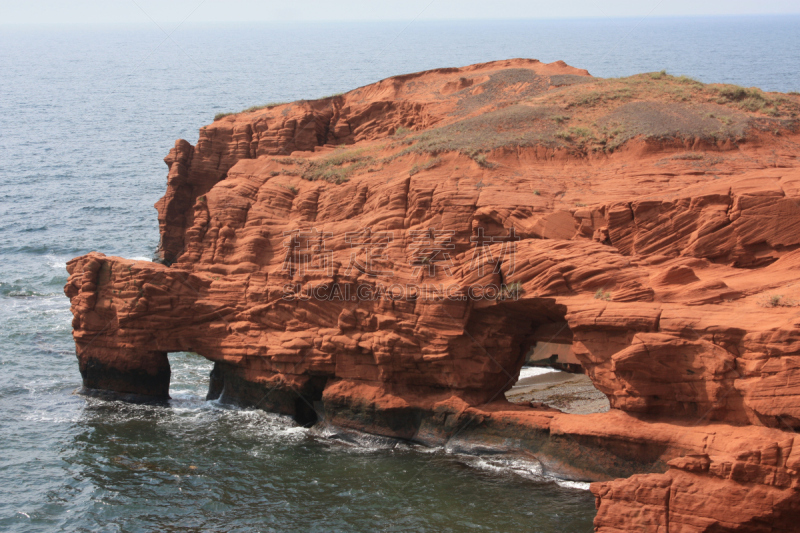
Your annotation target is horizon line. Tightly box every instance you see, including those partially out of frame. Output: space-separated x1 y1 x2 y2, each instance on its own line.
2 12 800 27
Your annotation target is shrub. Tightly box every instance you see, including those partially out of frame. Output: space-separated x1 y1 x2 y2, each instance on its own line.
714 85 779 115
739 97 766 112
280 184 298 194
243 102 288 113
717 86 763 102
571 92 602 107
594 289 612 301
501 282 523 298
671 153 704 160
301 147 374 184
569 127 592 138
674 75 703 87
473 154 494 168
759 294 798 308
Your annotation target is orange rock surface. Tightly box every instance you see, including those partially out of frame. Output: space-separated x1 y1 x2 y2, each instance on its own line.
65 59 800 531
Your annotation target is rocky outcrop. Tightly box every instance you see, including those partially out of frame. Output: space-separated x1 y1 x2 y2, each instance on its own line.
66 59 800 531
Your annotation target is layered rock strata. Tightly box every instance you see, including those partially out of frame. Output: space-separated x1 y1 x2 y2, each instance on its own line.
66 59 800 531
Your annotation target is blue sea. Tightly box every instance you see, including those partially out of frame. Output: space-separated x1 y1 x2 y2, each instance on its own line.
1 16 798 532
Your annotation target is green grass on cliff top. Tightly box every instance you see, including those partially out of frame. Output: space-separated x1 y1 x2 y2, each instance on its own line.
390 71 799 159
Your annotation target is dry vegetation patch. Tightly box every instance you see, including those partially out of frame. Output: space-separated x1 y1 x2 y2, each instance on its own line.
214 102 290 121
272 147 377 184
390 71 798 160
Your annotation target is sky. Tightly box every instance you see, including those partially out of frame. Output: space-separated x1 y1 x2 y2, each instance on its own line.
2 0 800 25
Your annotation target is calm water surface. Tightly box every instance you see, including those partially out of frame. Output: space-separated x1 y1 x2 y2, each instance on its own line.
1 16 798 532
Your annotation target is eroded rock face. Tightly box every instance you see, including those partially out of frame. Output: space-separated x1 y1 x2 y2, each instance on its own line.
66 59 800 531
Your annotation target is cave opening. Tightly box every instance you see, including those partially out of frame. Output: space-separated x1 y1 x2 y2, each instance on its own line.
293 375 328 428
499 301 609 415
166 351 214 402
202 358 327 428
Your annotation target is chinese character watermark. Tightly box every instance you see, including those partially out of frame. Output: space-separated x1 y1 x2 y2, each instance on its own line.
279 225 522 302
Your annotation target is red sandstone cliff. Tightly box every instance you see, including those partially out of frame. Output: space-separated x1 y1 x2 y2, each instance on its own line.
66 59 800 531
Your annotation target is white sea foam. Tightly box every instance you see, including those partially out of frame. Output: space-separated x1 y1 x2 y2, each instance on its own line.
316 422 591 489
45 255 66 270
314 423 408 451
517 366 559 380
555 479 592 490
466 455 545 479
21 413 80 423
461 455 591 490
169 388 205 400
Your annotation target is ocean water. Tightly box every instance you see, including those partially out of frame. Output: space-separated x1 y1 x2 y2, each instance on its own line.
1 16 798 532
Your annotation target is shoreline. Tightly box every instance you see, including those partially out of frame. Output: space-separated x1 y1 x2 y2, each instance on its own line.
506 368 611 416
